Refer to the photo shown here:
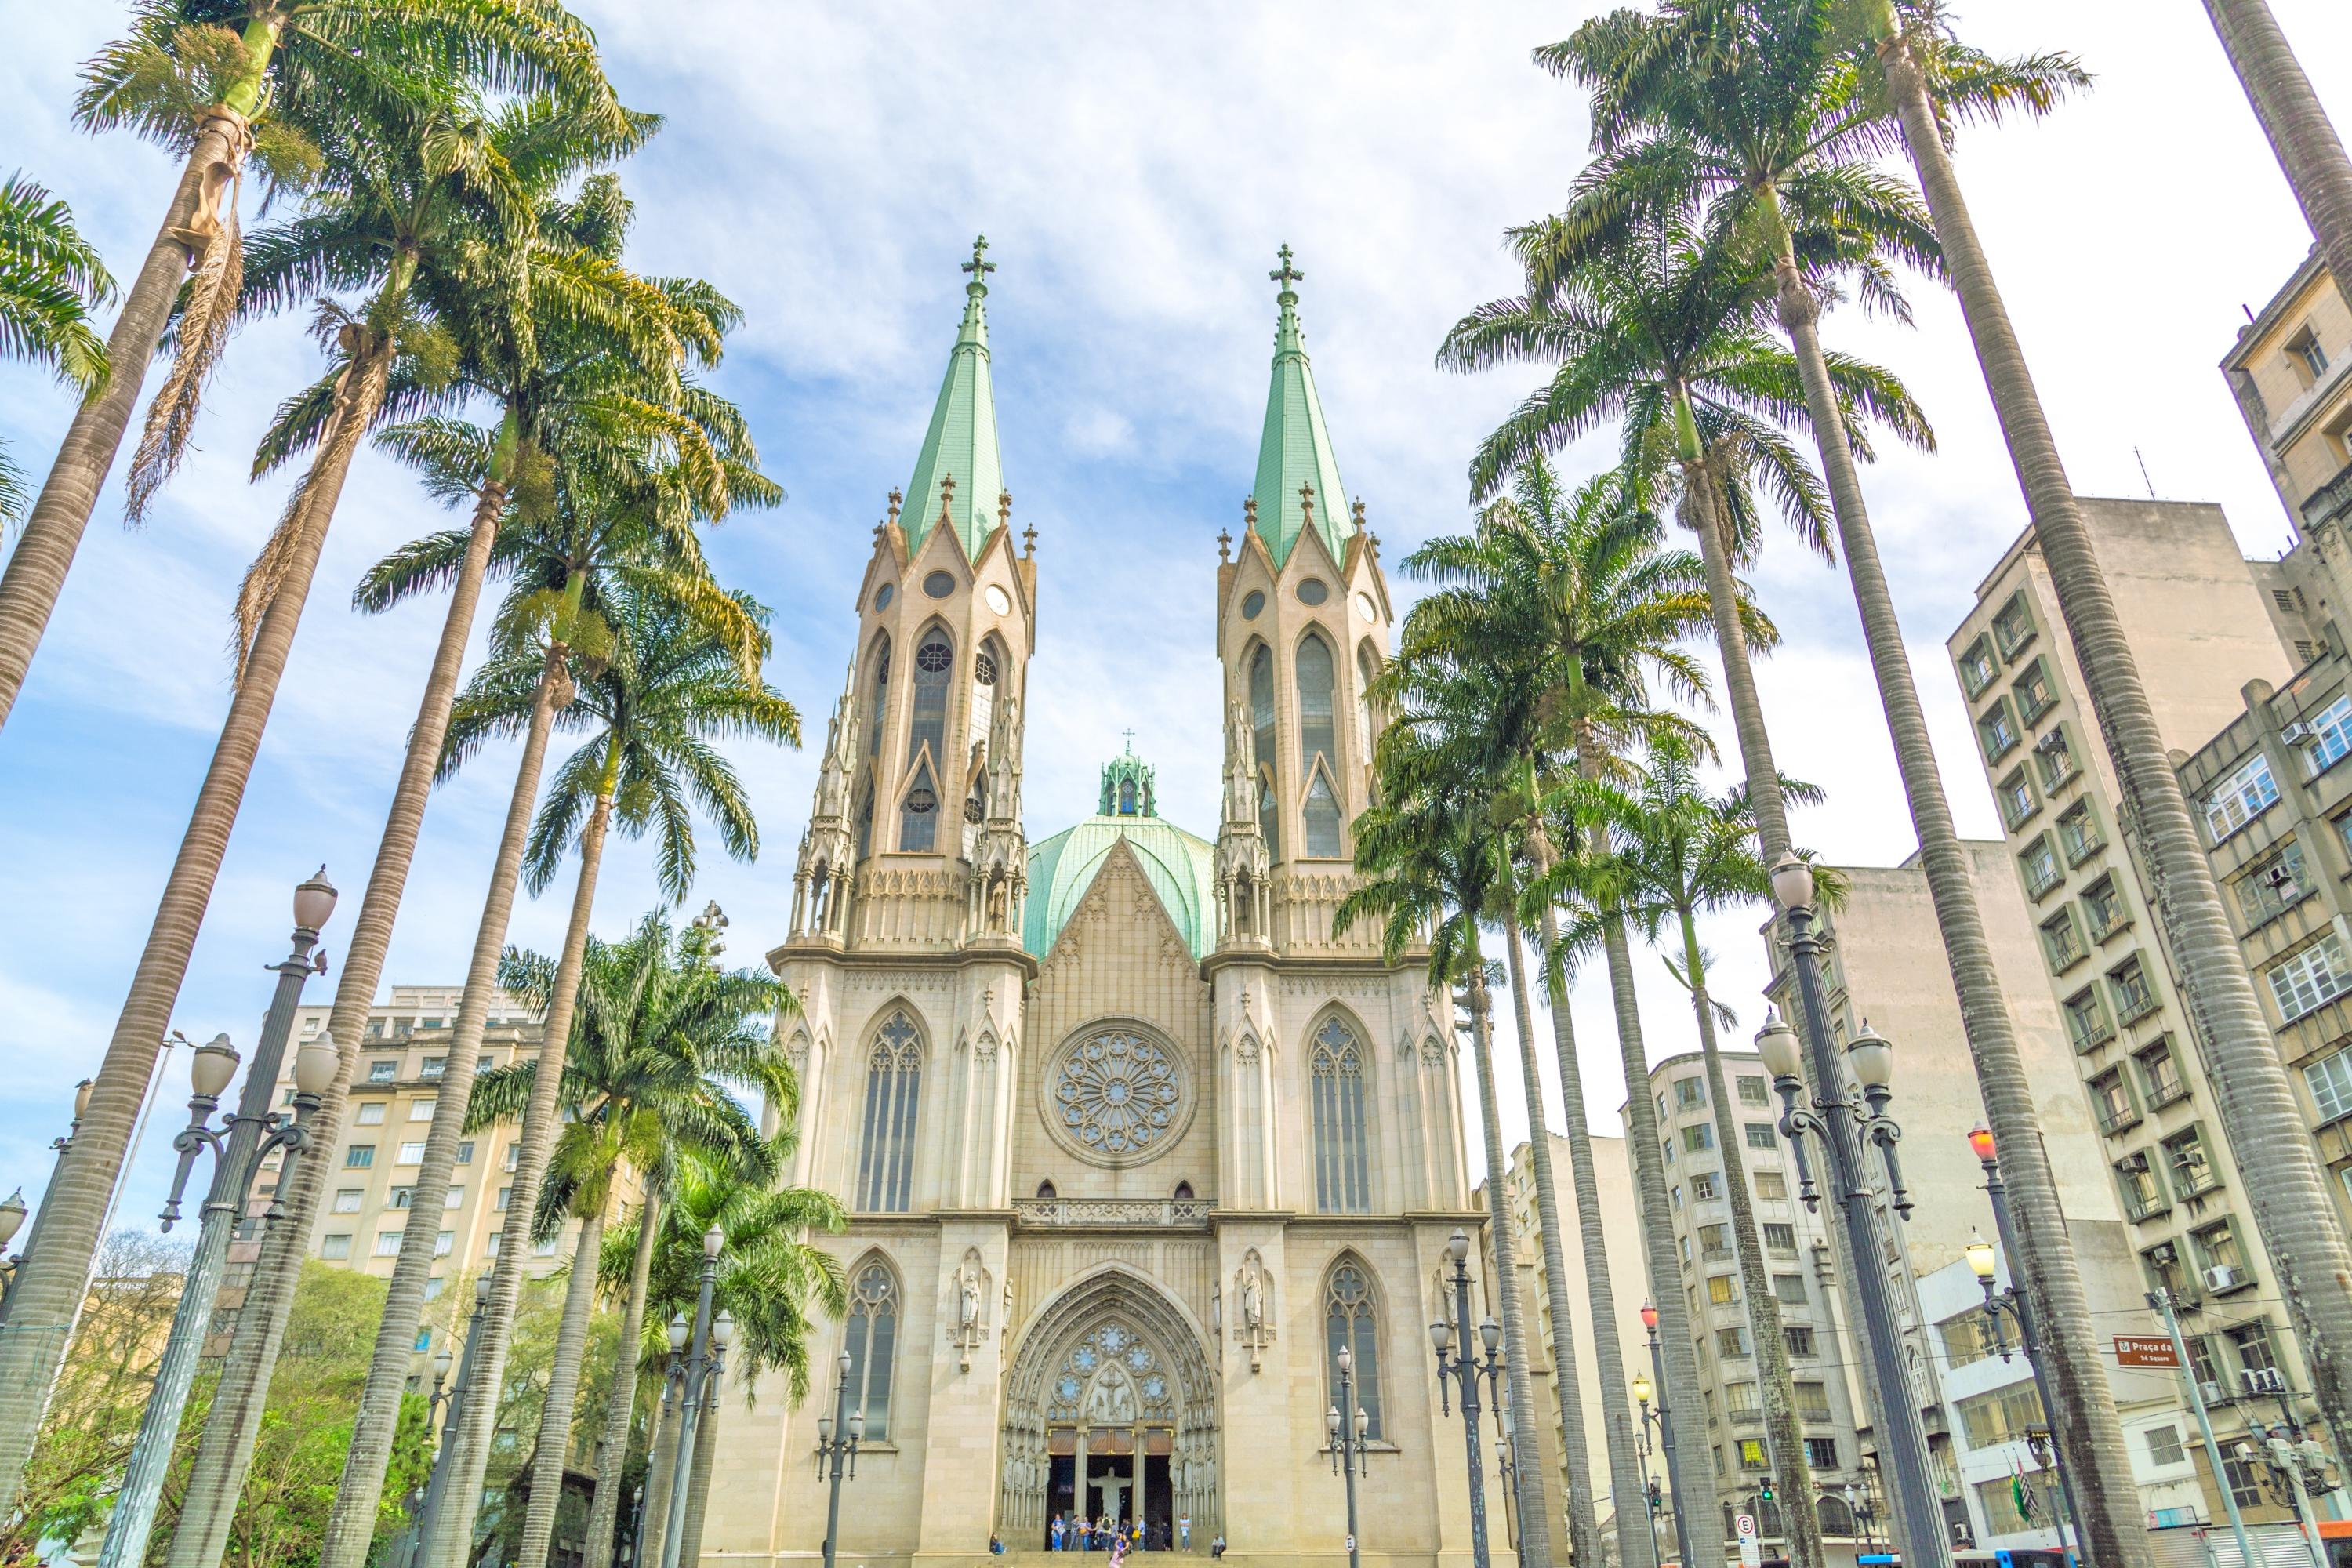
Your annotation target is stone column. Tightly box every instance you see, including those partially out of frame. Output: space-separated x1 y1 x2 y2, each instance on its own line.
915 1218 1012 1564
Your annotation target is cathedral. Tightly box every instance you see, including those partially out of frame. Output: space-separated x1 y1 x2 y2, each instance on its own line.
704 241 1497 1568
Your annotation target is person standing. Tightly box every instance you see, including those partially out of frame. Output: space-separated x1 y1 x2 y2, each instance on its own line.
1178 1516 1190 1552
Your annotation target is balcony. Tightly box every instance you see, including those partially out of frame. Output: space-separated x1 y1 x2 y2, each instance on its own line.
1011 1198 1214 1229
2096 1100 2143 1136
2303 462 2352 535
2144 1077 2190 1112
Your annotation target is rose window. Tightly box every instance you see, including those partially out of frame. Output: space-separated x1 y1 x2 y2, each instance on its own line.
1054 1029 1181 1156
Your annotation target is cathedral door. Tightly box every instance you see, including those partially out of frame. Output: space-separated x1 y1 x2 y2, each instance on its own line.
1001 1272 1217 1549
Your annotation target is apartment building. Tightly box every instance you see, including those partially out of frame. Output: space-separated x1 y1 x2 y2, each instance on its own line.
2224 250 2352 550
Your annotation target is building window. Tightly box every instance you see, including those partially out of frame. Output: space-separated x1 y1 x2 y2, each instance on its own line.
1786 1326 1816 1359
2034 723 2079 790
1755 1170 1787 1201
2145 1425 2187 1468
532 1236 557 1258
2115 1152 2169 1221
1325 1259 1385 1439
322 1234 352 1260
1717 1327 1750 1359
844 1261 899 1442
495 1186 511 1211
2163 1125 2216 1198
2057 800 2105 865
1708 1274 1737 1305
2193 1219 2249 1285
2223 1455 2267 1511
1700 1223 1730 1261
2138 1039 2187 1108
1675 1076 1706 1109
864 634 891 759
410 1098 437 1121
1745 1123 1777 1151
2040 906 2087 973
456 1140 474 1164
1298 633 1344 858
1958 637 1996 698
1249 644 1280 859
2107 956 2158 1023
2204 753 2280 842
1737 1076 1769 1106
2269 935 2352 1022
434 1230 453 1258
1773 1273 1807 1305
2082 874 2127 941
1737 1438 1769 1471
397 1142 426 1165
1795 1381 1831 1420
1679 1234 1693 1265
857 1011 923 1212
332 1189 363 1214
1938 1311 1996 1370
504 1144 518 1172
2089 1066 2140 1134
345 1145 376 1169
1805 1436 1838 1469
1973 1475 2044 1535
2306 1048 2352 1124
1977 697 2020 762
356 1102 386 1126
374 1230 404 1258
390 1187 416 1210
1691 1172 1720 1201
1682 1123 1715 1153
1956 1383 2047 1450
2289 691 2352 779
2013 657 2056 724
1763 1223 1796 1254
2019 834 2061 898
1995 768 2039 832
2063 985 2114 1052
2288 326 2331 386
419 1057 446 1081
1991 591 2036 659
368 1061 397 1083
2238 840 2309 926
2230 1320 2280 1381
1311 1017 1373 1214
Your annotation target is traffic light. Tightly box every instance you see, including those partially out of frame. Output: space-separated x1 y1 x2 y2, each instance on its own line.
1759 1483 1776 1504
1648 1480 1663 1515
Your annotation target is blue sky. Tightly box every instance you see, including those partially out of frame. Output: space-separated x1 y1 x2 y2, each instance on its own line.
2 1 2348 1236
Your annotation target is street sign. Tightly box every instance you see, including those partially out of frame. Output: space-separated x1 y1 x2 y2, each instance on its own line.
2114 1334 2182 1368
1738 1513 1761 1568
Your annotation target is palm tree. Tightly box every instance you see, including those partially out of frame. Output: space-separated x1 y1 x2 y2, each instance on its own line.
612 1153 847 1568
0 74 626 1516
423 582 800 1568
1851 0 2352 1459
2204 0 2352 314
474 907 795 1568
1340 697 1557 1568
171 180 709 1568
0 172 112 524
1543 10 2158 1555
0 0 620 734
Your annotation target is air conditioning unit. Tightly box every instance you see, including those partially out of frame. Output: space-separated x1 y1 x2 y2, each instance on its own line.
2265 862 2301 895
2204 1265 2244 1294
2243 1367 2288 1396
2150 1241 2177 1265
2036 731 2068 754
2200 1379 2229 1405
2283 721 2314 746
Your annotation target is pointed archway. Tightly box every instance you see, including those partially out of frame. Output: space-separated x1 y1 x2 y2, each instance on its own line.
1000 1267 1218 1546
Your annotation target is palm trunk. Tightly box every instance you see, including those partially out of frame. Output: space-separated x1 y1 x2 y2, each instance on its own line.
583 1190 662 1568
0 99 254 733
1679 910 1819 1568
1870 4 2352 1466
317 643 567 1568
517 1200 609 1568
1463 967 1555 1568
1501 912 1601 1568
637 1379 683 1568
0 328 387 1515
430 759 621 1568
2205 0 2352 316
1758 200 2148 1568
1534 885 1653 1568
676 1382 721 1568
173 436 514 1568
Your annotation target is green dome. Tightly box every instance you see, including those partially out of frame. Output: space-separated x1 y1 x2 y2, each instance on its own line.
1025 748 1216 960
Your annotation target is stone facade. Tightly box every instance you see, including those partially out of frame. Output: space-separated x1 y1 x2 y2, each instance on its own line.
699 250 1495 1568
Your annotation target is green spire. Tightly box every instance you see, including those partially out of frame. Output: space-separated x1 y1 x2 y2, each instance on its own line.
1098 735 1156 818
1250 244 1353 570
903 235 1007 561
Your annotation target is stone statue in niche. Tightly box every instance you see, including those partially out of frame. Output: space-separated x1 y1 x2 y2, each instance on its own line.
1232 1250 1274 1372
949 1247 992 1372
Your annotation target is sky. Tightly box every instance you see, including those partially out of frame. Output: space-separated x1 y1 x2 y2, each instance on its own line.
1 1 2348 1240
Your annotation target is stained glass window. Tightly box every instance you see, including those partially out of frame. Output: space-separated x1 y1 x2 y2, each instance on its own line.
858 1012 922 1211
1311 1018 1370 1213
1326 1259 1383 1439
844 1262 899 1439
1250 644 1280 858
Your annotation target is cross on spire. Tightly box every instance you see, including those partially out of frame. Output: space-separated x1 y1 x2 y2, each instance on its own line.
963 234 996 282
1270 243 1304 291
1122 728 1137 752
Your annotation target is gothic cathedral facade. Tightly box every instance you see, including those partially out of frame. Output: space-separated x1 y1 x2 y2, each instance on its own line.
703 245 1495 1568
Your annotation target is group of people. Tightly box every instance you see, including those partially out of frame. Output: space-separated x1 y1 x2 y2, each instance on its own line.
1044 1515 1221 1555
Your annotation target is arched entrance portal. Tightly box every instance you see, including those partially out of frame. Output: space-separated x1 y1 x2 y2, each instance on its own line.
1000 1269 1218 1548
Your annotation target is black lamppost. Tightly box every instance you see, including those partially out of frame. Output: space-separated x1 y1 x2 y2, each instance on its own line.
660 1224 730 1568
1328 1344 1371 1568
1430 1228 1501 1568
816 1348 864 1568
1964 1123 2081 1562
1759 851 1947 1568
1842 1481 1881 1553
1632 1368 1668 1568
409 1272 493 1568
1639 1303 1693 1568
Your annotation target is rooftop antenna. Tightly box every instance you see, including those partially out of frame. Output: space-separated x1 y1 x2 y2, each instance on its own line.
2133 447 2157 500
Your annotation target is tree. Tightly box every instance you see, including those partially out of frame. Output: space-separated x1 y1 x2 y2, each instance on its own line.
0 0 622 734
174 170 708 1568
423 582 800 1568
613 1152 847 1568
2204 0 2352 317
0 171 112 525
1338 699 1556 1568
474 906 795 1568
1851 0 2352 1464
1543 9 2155 1555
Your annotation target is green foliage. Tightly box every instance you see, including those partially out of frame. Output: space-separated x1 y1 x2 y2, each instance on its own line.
0 171 114 523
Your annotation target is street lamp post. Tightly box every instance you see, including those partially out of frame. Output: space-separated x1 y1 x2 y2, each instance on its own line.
660 1225 731 1568
1964 1126 2082 1561
0 1189 24 1314
0 1077 98 1328
1430 1228 1502 1568
409 1273 493 1568
816 1349 865 1568
1632 1370 1668 1568
1639 1304 1694 1568
1329 1345 1370 1568
97 869 339 1568
1759 852 1949 1568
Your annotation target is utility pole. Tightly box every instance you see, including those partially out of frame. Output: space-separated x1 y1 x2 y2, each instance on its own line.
2151 1289 2258 1568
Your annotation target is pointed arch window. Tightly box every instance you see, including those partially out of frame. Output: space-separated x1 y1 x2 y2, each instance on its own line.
1356 643 1378 769
854 780 875 861
1249 644 1281 858
865 635 891 759
971 634 1004 750
1326 1259 1384 1439
907 630 953 770
899 763 941 853
857 1011 922 1211
1311 1016 1371 1213
1298 633 1342 857
843 1261 900 1440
